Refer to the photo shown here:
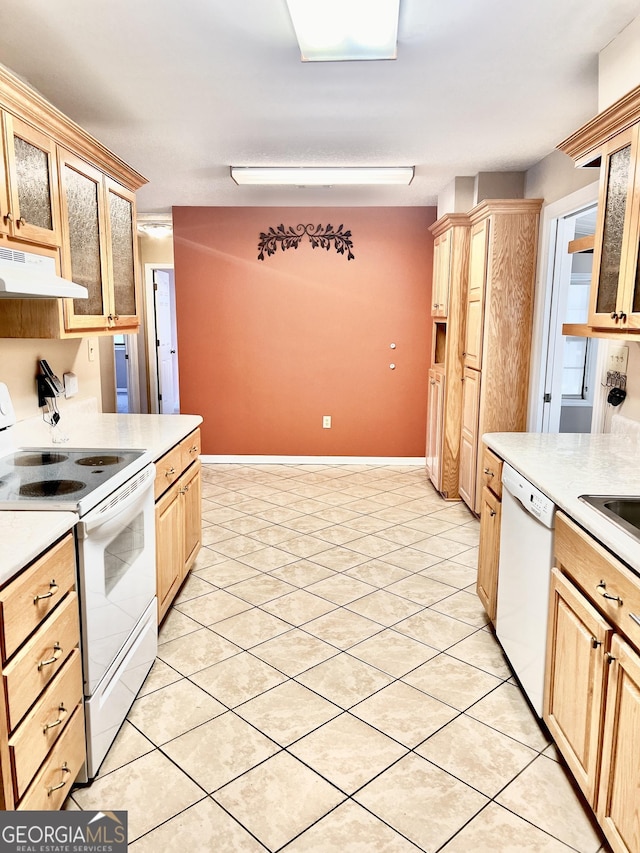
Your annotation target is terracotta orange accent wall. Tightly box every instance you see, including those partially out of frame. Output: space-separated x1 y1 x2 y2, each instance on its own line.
172 206 436 456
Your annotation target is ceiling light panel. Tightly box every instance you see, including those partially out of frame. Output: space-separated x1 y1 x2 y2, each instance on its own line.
230 167 414 186
285 0 400 61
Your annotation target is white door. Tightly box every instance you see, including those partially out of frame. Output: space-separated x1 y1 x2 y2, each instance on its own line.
153 269 180 414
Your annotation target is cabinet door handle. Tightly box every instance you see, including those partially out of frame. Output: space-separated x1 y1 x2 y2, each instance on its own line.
605 652 616 665
16 216 26 226
189 445 198 453
47 762 70 796
489 509 496 517
165 467 176 477
34 579 58 604
619 312 627 322
430 379 436 386
433 303 439 309
43 703 68 734
611 312 619 321
596 581 622 605
483 468 494 477
4 211 13 223
38 642 63 671
591 637 602 649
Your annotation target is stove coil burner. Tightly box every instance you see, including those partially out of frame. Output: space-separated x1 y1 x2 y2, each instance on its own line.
12 453 69 467
75 455 125 467
19 480 85 497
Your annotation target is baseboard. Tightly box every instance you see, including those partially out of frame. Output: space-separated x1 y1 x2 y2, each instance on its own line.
200 455 427 466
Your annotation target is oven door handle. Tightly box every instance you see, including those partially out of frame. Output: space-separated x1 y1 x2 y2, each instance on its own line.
76 465 155 537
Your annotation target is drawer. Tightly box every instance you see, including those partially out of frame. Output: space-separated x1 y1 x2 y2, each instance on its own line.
180 428 201 471
3 592 79 731
9 649 82 799
481 446 503 499
17 703 85 811
154 442 183 500
555 513 640 650
0 534 76 662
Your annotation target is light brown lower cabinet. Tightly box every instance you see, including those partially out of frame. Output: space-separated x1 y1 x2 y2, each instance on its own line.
0 532 84 810
459 367 480 510
476 485 501 623
155 453 202 624
544 513 640 853
476 444 503 624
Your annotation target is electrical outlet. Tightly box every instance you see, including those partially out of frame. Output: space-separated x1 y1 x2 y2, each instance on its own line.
322 415 331 429
87 338 96 362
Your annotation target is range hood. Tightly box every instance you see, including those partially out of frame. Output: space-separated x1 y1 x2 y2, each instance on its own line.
0 247 88 299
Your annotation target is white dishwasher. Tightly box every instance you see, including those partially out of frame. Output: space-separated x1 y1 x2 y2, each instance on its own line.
496 463 556 717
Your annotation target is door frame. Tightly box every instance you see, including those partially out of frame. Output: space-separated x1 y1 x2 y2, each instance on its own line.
528 181 600 432
144 262 175 414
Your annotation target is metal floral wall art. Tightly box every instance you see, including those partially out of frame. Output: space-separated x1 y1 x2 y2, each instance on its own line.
257 223 355 261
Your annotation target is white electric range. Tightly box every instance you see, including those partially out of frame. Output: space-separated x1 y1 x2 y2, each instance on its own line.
0 383 158 780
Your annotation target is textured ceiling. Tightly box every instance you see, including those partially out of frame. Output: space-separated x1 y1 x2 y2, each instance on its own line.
0 0 639 212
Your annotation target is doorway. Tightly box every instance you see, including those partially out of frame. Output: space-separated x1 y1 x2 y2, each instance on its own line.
528 181 609 434
112 333 141 413
541 204 600 433
145 265 180 414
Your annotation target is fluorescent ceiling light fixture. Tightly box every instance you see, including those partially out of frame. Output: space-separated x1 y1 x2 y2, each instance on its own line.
285 0 400 61
231 167 413 186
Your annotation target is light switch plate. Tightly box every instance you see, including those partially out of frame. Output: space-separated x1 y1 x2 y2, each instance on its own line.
607 344 629 374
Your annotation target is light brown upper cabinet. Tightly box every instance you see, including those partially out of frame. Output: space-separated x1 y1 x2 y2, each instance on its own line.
59 151 139 334
431 228 452 318
559 85 640 334
463 218 490 371
1 114 61 248
0 64 146 338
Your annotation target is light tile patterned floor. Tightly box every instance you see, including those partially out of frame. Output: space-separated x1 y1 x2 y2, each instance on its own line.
69 464 610 852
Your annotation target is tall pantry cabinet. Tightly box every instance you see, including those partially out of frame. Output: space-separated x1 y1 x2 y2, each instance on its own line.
458 199 542 514
425 215 470 499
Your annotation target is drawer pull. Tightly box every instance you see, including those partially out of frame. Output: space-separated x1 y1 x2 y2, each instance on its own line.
591 637 602 649
47 762 70 796
630 613 640 628
38 642 62 671
606 652 616 665
596 581 623 605
165 467 176 477
43 703 68 734
189 445 198 453
180 484 190 495
33 580 58 605
483 468 494 477
489 509 496 517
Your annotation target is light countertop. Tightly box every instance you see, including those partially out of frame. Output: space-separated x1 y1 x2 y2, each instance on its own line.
1 511 77 584
2 413 203 584
484 432 640 575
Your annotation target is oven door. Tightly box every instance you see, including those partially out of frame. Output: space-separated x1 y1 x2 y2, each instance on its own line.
76 464 156 696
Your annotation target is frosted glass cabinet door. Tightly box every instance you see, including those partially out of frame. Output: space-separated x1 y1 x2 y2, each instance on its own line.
59 151 110 330
2 114 60 247
106 178 139 329
590 125 640 331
